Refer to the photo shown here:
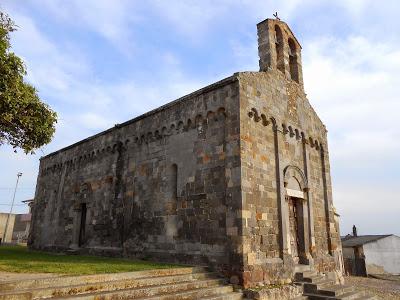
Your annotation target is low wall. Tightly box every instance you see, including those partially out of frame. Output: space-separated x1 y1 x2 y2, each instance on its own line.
244 284 303 300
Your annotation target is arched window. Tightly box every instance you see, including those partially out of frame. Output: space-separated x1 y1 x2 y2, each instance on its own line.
164 163 178 215
288 38 299 83
170 164 178 201
274 25 284 73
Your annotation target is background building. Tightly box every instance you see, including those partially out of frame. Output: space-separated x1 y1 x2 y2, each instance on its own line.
0 199 33 244
342 226 400 276
0 212 16 243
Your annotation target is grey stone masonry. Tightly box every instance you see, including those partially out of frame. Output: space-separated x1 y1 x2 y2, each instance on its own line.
29 18 343 288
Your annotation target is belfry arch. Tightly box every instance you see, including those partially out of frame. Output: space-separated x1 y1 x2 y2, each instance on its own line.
274 25 285 73
288 38 299 83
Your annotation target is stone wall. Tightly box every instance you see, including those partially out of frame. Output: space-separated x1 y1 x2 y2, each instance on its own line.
238 70 341 287
244 284 303 300
364 235 400 274
0 213 15 242
30 76 243 275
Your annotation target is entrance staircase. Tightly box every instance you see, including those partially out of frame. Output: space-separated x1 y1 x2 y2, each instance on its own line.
295 268 378 300
0 267 243 300
0 265 380 300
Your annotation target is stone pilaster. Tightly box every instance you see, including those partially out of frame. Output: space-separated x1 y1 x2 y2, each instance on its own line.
272 120 289 257
320 146 333 255
302 139 316 256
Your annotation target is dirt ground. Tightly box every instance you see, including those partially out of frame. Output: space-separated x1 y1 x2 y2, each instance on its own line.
345 275 400 299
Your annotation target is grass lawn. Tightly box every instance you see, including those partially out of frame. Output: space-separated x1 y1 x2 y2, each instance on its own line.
0 245 179 275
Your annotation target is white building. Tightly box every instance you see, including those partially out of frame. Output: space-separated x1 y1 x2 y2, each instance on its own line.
342 234 400 275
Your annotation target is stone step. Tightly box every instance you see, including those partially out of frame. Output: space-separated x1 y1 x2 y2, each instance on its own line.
198 291 244 300
50 278 226 300
302 275 330 284
0 292 31 300
318 285 355 297
0 267 207 292
303 280 337 294
302 271 318 278
305 290 366 300
134 286 237 300
0 272 218 299
295 265 312 273
295 271 318 281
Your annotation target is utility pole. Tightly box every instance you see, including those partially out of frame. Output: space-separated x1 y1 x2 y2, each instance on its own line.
3 172 22 243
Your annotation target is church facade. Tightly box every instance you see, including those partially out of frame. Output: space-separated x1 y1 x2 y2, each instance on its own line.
30 19 343 288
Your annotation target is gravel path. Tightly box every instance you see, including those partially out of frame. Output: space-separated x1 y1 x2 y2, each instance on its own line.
345 275 400 299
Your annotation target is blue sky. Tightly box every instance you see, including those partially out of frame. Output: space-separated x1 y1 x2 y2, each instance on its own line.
1 1 399 236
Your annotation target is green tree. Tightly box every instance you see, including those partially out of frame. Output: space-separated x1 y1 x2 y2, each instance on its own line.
0 11 57 154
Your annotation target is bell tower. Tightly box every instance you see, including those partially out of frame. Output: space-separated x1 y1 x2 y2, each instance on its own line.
257 18 304 87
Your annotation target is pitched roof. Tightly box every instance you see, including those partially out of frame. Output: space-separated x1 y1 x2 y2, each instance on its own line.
341 235 392 247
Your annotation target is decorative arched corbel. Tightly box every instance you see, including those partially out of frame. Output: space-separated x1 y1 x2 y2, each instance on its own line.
295 129 301 140
282 123 289 135
248 108 261 122
270 117 278 131
288 126 295 138
261 114 269 126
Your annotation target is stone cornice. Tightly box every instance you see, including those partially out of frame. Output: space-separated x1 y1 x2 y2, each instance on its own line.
41 107 227 176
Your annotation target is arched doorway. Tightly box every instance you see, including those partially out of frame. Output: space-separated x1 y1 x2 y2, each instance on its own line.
70 183 92 249
283 166 309 265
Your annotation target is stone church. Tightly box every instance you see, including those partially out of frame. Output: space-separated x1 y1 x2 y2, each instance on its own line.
30 18 343 288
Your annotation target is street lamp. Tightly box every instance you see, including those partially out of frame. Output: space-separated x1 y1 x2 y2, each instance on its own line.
3 172 22 243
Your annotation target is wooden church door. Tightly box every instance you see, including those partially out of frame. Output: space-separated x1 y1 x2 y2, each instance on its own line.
288 196 300 263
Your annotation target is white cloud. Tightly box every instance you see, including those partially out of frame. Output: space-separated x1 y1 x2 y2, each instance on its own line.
140 0 313 39
10 13 90 95
145 1 224 37
0 8 206 211
301 35 400 235
74 113 114 131
230 38 258 71
304 35 400 157
23 0 139 54
3 10 208 147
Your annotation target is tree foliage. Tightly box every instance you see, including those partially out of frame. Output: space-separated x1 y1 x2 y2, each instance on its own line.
0 11 57 153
